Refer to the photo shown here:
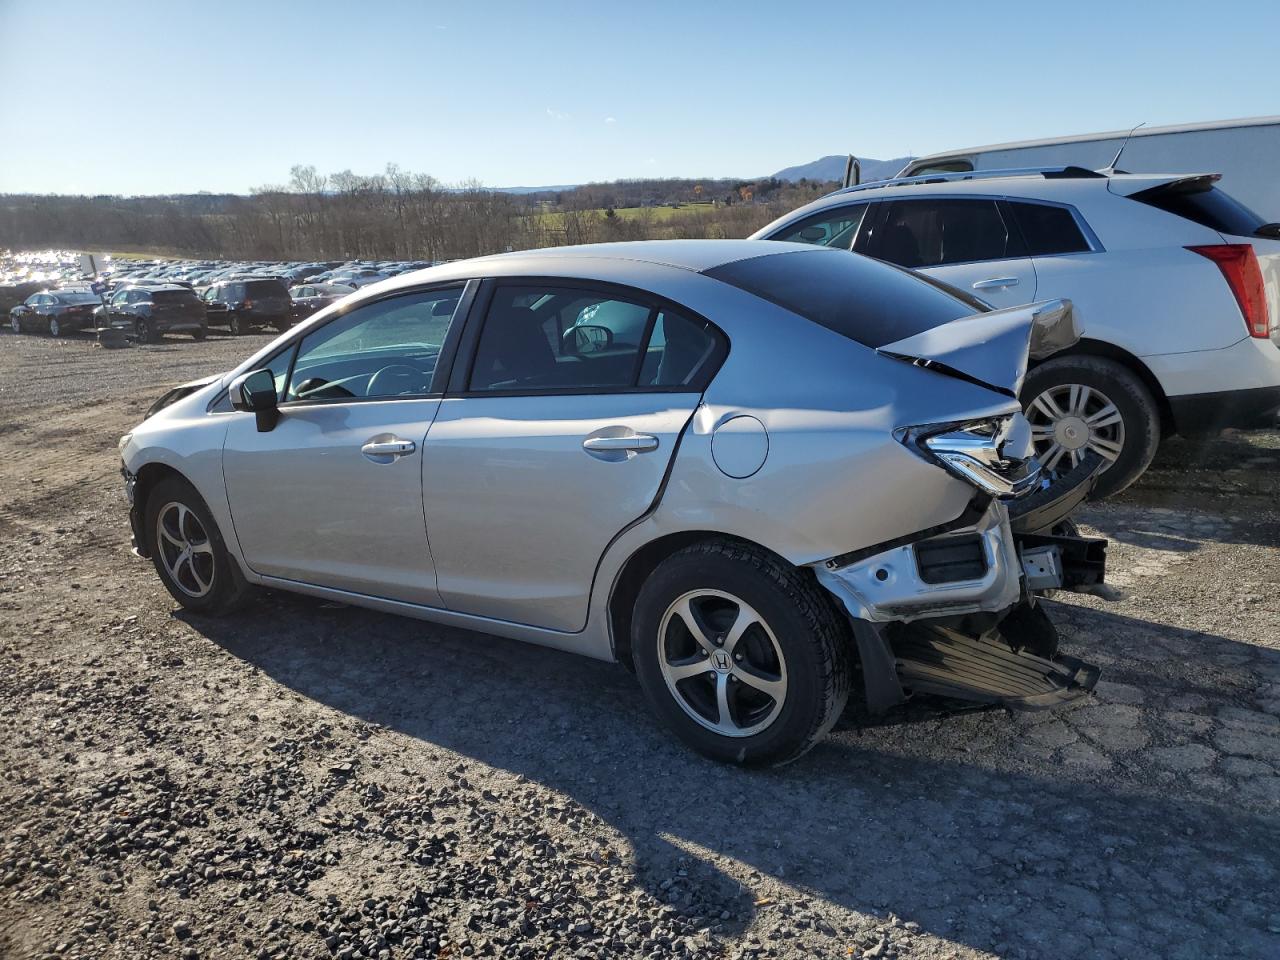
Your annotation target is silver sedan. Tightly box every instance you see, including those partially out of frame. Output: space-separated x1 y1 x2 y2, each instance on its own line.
120 240 1107 765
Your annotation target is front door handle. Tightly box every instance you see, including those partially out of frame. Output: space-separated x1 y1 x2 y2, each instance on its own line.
361 437 416 462
582 434 659 453
972 277 1020 290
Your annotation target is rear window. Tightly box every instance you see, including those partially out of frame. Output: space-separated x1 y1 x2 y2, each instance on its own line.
1006 202 1092 255
153 290 197 305
703 249 983 349
245 279 289 297
1131 180 1265 237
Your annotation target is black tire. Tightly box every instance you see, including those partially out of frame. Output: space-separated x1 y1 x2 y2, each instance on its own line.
47 317 61 338
134 318 154 344
632 539 851 766
9 315 20 334
228 314 244 336
145 475 253 615
1021 356 1160 501
193 326 207 341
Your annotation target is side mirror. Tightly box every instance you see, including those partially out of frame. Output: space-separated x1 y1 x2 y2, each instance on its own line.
230 369 279 432
563 324 613 356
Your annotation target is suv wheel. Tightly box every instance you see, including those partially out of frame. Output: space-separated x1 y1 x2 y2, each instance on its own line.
228 314 244 336
193 325 207 341
632 539 851 766
47 317 61 337
146 476 252 615
1022 355 1160 500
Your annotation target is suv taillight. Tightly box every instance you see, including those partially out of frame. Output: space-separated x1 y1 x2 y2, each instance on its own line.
1187 244 1270 338
241 299 254 310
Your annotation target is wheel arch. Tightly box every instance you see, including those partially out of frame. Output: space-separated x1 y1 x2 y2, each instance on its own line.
131 462 193 558
607 530 842 673
1035 339 1175 438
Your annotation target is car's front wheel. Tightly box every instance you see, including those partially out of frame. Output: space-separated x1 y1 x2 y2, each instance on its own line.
134 318 155 344
1022 355 1160 500
145 475 252 615
9 315 20 334
632 540 851 766
228 314 244 335
47 317 61 337
192 325 207 341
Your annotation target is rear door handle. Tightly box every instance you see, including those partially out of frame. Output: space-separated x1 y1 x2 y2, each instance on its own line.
972 277 1020 290
361 437 416 461
582 434 659 453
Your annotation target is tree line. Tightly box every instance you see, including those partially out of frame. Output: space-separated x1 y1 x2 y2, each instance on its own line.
0 165 838 262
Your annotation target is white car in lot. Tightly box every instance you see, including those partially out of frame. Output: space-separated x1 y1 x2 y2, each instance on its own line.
754 168 1280 497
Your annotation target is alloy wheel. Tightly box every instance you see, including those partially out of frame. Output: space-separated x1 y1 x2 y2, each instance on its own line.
1026 383 1125 472
657 589 787 737
9 316 19 334
48 318 60 337
156 501 215 598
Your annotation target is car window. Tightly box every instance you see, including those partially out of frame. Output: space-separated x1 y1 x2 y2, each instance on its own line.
642 311 724 387
875 199 1023 268
770 205 869 251
283 286 464 402
1130 180 1266 237
1006 201 1091 255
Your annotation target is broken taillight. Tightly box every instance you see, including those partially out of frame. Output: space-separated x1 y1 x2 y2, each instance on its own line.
1187 243 1271 338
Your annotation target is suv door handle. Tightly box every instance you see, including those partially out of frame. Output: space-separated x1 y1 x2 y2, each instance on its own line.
361 438 416 461
582 434 659 453
972 277 1020 290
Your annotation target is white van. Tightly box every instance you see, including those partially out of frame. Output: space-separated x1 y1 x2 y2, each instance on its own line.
900 116 1280 222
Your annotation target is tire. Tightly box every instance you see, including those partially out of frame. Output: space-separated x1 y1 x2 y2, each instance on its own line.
134 318 154 344
228 314 244 336
632 539 851 766
9 315 19 334
193 326 207 341
145 475 252 615
47 317 60 337
1021 356 1160 501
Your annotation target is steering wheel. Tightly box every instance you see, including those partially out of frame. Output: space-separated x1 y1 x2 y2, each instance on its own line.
294 377 355 400
367 364 430 397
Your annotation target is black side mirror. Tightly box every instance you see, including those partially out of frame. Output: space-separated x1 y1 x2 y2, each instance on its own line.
230 369 279 432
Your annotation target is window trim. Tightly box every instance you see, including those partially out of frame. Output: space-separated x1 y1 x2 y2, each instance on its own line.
205 279 478 413
446 276 729 399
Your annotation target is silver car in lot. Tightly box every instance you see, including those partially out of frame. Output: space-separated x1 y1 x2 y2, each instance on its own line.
120 241 1107 765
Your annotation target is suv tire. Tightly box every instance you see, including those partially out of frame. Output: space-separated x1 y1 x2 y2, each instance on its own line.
632 539 851 766
228 314 244 336
134 318 154 344
145 475 253 615
1022 355 1160 500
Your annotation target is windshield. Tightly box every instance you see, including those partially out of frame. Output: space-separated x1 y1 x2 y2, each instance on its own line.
703 248 985 348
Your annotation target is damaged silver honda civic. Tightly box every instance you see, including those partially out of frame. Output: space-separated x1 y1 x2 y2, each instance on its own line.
119 240 1107 765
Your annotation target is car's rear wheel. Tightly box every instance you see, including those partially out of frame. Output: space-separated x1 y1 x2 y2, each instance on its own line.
632 539 851 766
47 317 61 337
1022 356 1160 500
146 476 252 615
193 326 207 341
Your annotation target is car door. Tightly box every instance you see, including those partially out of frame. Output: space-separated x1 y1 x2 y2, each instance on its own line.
869 197 1038 307
422 279 727 633
221 283 473 605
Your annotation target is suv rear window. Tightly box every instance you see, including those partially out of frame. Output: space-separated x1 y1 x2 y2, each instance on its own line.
153 290 198 305
244 279 289 297
703 249 983 349
1006 202 1092 255
1131 179 1265 237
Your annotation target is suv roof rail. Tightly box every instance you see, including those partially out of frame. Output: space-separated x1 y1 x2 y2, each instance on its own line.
824 165 1106 198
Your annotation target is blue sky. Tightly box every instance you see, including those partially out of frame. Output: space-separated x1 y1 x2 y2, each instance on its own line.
1 0 1278 195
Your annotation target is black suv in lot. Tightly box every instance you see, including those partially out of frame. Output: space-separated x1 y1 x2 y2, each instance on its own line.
201 278 293 334
100 284 208 342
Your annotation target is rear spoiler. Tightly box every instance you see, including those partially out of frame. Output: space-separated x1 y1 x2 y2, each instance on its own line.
878 300 1079 397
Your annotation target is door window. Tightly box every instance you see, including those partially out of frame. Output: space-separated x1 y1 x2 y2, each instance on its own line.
770 204 869 251
875 199 1023 268
467 284 724 393
283 286 464 402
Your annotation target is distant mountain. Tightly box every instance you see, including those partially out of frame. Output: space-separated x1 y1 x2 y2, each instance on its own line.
492 184 581 195
771 155 913 184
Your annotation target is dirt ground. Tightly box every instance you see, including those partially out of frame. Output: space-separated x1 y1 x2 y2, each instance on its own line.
1 329 1278 960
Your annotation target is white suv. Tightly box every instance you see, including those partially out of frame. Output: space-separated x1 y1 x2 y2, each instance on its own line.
753 168 1280 497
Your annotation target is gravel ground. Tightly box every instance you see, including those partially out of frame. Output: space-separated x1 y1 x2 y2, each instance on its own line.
1 328 1279 960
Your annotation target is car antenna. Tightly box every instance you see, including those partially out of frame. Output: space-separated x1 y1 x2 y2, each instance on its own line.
1102 122 1145 174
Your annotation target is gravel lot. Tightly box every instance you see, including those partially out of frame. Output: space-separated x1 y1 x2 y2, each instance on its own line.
1 329 1279 960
